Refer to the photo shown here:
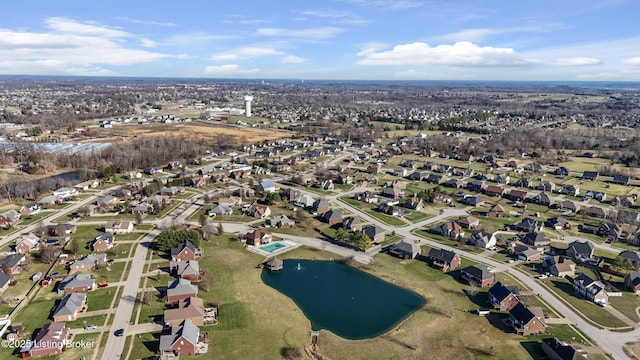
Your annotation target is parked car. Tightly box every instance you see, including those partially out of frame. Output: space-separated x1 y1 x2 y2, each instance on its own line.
114 328 124 337
97 281 109 288
537 274 548 280
84 324 97 330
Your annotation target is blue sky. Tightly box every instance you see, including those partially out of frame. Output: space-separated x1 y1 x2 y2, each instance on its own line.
1 0 639 80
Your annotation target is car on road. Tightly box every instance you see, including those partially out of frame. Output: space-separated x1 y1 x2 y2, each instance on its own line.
114 328 124 337
84 324 97 330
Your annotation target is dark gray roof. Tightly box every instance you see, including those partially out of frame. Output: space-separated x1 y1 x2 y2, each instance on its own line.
171 241 196 257
619 250 640 263
461 264 494 281
568 240 594 257
0 271 10 287
428 248 458 263
488 281 517 302
58 274 94 290
509 302 536 323
0 254 24 268
541 338 588 360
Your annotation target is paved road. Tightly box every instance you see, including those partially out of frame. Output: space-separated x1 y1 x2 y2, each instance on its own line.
101 229 158 360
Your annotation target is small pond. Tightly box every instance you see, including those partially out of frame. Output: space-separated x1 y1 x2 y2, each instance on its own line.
261 259 425 339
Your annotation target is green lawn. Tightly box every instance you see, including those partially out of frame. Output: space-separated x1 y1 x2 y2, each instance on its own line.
66 313 110 329
86 287 119 311
339 197 407 226
413 229 485 254
404 210 433 223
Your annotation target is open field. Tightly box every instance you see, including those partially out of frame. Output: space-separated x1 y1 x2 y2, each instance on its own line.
94 121 289 143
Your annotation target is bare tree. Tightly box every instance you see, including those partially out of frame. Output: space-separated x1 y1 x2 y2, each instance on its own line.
39 247 61 264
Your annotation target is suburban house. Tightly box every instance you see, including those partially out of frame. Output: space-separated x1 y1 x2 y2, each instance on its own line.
624 272 640 294
53 187 78 198
171 241 199 262
354 191 378 204
259 179 277 193
516 247 542 261
15 233 39 254
404 195 424 210
521 232 551 248
92 232 115 252
69 254 107 272
514 218 544 233
487 204 506 218
0 253 25 274
584 206 607 219
532 192 554 207
381 187 404 200
431 193 453 205
159 319 200 356
362 225 386 244
96 195 119 208
544 256 576 277
323 209 343 225
0 209 21 229
483 185 505 197
546 217 571 230
161 186 183 196
488 282 520 311
457 215 480 229
247 202 271 218
164 296 206 327
104 220 134 234
612 175 631 185
38 195 60 207
366 163 380 174
597 222 621 241
467 230 497 249
433 221 465 240
268 214 295 228
57 274 95 294
242 229 273 246
508 189 528 202
558 184 579 197
611 195 636 207
427 248 460 272
52 293 87 322
166 279 199 303
20 202 41 216
509 302 546 335
541 337 588 360
557 200 580 213
294 195 315 209
389 241 421 259
20 322 71 358
582 171 599 181
566 240 595 262
207 204 233 217
573 273 608 306
618 250 640 267
343 217 364 232
170 260 201 281
460 264 495 288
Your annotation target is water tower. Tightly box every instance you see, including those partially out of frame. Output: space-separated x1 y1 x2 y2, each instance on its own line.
242 95 254 117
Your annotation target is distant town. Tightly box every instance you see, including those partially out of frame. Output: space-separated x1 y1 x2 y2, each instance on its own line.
0 77 639 359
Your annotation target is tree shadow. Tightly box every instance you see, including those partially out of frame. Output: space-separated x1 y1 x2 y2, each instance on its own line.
520 341 545 359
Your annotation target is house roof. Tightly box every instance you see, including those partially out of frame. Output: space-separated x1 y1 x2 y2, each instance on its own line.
509 302 539 324
458 216 479 226
72 254 106 268
541 337 588 360
167 278 198 297
324 209 343 220
391 241 420 254
461 264 494 281
53 293 86 318
164 296 204 322
0 271 10 288
523 232 550 245
568 240 595 258
171 241 197 257
428 248 458 263
171 260 200 276
619 250 640 263
363 225 385 238
27 322 69 352
159 318 199 351
488 281 518 302
58 274 94 290
0 254 24 268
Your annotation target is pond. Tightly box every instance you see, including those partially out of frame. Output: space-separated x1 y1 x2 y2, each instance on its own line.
261 259 426 340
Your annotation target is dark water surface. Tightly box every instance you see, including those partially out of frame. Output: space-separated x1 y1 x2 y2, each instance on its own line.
261 259 425 339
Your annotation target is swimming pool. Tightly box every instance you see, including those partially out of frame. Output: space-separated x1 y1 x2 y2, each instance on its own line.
260 242 286 253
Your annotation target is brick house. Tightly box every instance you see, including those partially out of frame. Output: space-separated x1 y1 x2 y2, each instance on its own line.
488 282 520 311
57 274 95 294
159 319 200 356
164 296 205 327
166 279 198 303
15 233 39 254
52 293 87 322
171 241 198 261
460 264 495 288
427 248 460 272
509 302 546 335
21 322 71 358
170 260 201 281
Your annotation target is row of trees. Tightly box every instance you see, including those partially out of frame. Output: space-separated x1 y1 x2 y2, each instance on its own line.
334 228 372 251
155 229 201 251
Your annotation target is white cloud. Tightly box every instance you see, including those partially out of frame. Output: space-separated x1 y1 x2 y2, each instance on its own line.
45 17 129 38
0 18 169 75
551 57 601 66
256 27 344 39
357 41 531 67
212 47 284 61
280 55 306 63
344 0 422 10
433 24 568 42
298 10 369 25
623 57 640 65
140 38 158 48
203 64 260 77
117 17 177 27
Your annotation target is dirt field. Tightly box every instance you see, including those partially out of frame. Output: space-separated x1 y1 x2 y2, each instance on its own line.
92 121 289 143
